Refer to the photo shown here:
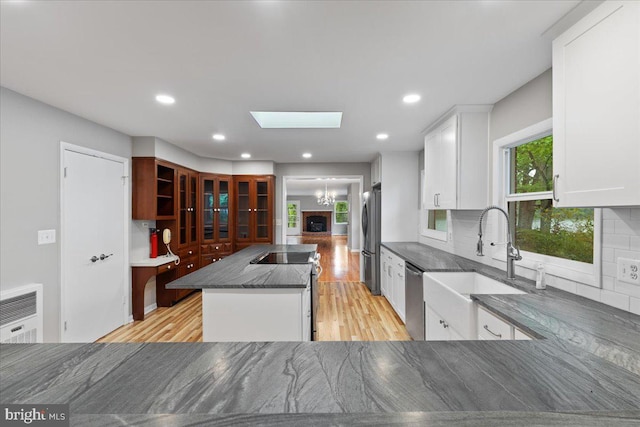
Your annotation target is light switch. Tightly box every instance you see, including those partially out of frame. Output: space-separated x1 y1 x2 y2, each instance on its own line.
617 257 640 285
38 229 56 245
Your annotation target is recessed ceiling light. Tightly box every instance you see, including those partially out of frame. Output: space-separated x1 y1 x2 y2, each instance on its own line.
241 153 251 159
155 94 175 105
403 94 421 104
212 134 225 141
376 133 389 140
250 111 342 128
302 153 312 159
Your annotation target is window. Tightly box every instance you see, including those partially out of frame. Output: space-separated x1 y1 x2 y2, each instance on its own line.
427 210 447 233
334 200 349 224
505 135 594 264
492 118 601 288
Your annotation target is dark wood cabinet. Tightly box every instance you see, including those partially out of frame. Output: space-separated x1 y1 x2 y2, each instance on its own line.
132 158 177 220
176 168 198 250
233 175 274 250
200 174 233 264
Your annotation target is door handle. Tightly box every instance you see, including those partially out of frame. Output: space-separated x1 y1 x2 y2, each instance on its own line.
90 256 99 263
553 174 560 202
100 253 113 261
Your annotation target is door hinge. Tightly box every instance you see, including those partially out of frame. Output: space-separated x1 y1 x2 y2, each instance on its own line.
121 175 128 185
64 167 68 178
64 321 67 331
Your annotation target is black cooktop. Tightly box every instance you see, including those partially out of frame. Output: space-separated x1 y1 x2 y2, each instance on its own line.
250 251 315 264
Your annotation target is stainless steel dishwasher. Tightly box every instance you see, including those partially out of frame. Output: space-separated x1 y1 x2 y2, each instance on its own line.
405 262 425 340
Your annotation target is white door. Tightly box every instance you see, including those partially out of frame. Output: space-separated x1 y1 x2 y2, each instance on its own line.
287 200 301 235
62 147 127 342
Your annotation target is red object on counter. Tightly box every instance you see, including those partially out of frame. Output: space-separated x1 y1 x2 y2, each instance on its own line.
150 229 158 258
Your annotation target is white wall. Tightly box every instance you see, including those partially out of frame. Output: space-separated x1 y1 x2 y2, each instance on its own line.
286 196 348 235
1 87 133 342
348 183 361 251
380 152 419 242
418 70 640 314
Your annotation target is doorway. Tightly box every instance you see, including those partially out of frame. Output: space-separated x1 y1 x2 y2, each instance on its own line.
60 143 128 342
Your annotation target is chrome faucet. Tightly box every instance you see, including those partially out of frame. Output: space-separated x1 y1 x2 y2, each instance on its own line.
477 206 522 279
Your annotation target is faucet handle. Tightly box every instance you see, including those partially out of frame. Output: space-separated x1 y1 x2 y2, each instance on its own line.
508 244 522 261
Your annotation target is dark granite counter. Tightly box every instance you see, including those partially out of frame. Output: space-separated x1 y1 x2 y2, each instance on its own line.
382 242 640 376
1 341 639 422
166 244 316 289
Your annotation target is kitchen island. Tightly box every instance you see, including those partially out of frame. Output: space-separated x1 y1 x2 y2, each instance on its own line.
166 244 317 341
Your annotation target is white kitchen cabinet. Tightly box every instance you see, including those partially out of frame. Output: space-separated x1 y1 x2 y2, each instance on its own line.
426 306 464 341
382 249 406 323
514 329 532 341
393 257 406 322
371 154 382 186
202 279 311 342
380 247 391 299
552 1 640 207
423 105 491 210
477 306 513 340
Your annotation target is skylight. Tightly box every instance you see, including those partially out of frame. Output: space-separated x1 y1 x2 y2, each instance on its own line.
250 111 343 129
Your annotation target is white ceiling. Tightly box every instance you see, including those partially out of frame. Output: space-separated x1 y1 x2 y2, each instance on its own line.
286 178 359 197
0 1 580 163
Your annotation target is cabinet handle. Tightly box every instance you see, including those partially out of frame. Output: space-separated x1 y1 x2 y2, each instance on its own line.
433 193 437 207
188 250 193 255
167 265 171 269
483 325 502 338
439 319 448 328
553 174 560 202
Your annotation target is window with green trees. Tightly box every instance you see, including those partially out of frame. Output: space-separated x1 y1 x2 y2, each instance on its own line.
334 201 349 224
507 135 594 264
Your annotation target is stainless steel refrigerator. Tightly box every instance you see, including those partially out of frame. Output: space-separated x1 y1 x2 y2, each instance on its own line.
362 184 381 295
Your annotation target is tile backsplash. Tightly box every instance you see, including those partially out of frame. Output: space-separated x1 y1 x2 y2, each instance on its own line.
419 207 640 315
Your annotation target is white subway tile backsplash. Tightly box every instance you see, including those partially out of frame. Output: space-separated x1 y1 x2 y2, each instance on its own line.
631 236 640 251
614 280 640 299
601 261 618 278
602 276 615 291
630 297 640 315
603 208 630 220
576 283 601 302
601 290 630 311
612 249 640 262
603 233 630 250
602 247 615 263
630 208 640 221
603 220 615 234
614 219 640 236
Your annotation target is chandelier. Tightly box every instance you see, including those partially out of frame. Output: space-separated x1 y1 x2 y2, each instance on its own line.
316 183 336 206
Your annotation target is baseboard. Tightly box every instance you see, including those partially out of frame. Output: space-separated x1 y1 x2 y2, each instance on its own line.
127 303 158 323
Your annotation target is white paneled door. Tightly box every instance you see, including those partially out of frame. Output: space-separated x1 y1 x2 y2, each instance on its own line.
61 145 128 342
287 200 301 235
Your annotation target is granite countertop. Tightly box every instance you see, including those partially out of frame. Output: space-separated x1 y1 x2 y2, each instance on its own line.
1 341 640 426
382 241 640 376
166 244 317 289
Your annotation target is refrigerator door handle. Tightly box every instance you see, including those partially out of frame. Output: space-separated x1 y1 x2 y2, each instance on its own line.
361 251 372 257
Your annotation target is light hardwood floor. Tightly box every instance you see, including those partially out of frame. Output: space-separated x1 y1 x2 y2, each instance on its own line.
99 236 410 342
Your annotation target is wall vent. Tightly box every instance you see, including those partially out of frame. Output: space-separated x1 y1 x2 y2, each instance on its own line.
0 284 43 343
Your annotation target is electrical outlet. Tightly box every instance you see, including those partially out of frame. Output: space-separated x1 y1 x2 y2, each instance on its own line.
37 229 56 245
141 222 149 228
617 258 640 285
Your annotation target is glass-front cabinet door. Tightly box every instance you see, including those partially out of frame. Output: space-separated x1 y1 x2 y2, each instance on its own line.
254 178 272 242
202 176 215 242
217 177 231 242
235 178 252 243
188 173 197 245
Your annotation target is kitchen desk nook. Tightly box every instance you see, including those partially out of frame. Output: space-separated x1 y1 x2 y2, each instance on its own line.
166 244 318 341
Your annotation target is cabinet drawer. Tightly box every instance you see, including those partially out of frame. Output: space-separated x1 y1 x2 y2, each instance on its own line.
178 246 198 259
156 262 176 275
477 307 513 340
177 256 198 277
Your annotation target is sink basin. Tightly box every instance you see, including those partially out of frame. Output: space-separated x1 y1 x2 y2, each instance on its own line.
423 272 526 340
